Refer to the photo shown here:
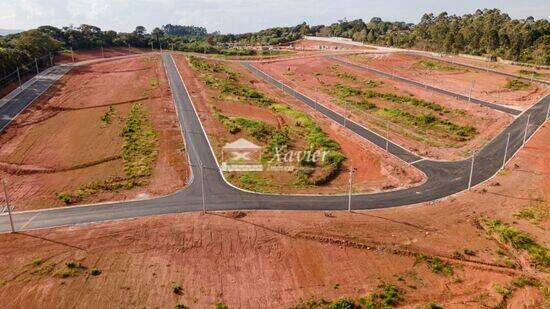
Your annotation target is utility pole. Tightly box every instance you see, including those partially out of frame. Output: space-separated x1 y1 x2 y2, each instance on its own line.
502 133 510 169
2 180 15 233
468 80 475 102
343 101 348 128
347 166 354 212
16 68 21 88
200 163 206 214
34 58 39 74
71 47 74 63
385 121 390 152
523 114 531 144
468 150 476 190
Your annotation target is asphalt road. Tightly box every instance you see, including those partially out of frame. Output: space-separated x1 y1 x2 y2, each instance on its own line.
0 53 548 233
0 66 72 132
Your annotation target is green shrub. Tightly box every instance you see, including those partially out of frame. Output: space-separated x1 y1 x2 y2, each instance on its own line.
90 268 101 276
173 284 183 295
505 79 531 90
482 218 549 269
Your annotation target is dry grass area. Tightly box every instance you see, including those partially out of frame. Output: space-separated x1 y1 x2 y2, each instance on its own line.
0 55 188 210
0 124 548 308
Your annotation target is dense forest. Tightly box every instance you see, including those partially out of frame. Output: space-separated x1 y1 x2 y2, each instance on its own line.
0 8 548 79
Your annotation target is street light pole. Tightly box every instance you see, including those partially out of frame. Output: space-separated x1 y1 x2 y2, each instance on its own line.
35 58 39 74
347 166 354 212
385 121 390 152
502 133 510 169
468 150 476 190
200 163 206 214
2 180 15 233
523 114 531 145
468 80 475 102
16 68 21 88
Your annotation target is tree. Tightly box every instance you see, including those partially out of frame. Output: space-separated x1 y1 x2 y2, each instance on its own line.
134 26 146 36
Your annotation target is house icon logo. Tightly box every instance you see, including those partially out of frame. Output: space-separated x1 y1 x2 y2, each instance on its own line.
221 138 264 172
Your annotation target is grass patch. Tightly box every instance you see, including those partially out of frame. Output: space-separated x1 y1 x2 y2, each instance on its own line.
481 217 549 270
505 79 531 90
293 284 402 308
32 258 44 266
173 284 183 295
330 83 475 141
57 103 157 205
416 254 454 276
122 103 158 178
55 261 86 278
90 268 102 276
518 70 542 78
512 275 540 288
514 200 548 224
215 113 274 141
100 106 117 125
412 59 464 72
237 173 269 191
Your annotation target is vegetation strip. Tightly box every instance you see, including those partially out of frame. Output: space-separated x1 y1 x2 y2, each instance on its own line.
188 55 346 186
57 103 158 204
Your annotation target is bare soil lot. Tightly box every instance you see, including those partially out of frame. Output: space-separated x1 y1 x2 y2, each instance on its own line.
443 54 550 82
0 55 188 210
0 124 547 309
173 53 423 194
284 38 373 51
346 53 549 109
256 57 511 160
54 47 150 64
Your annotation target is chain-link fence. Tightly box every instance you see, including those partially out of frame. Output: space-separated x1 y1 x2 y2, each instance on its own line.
0 54 55 97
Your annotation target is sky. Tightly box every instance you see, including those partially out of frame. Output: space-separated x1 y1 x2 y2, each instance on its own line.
1 0 548 34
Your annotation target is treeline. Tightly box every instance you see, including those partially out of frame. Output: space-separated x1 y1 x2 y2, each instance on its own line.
0 8 548 78
216 9 549 65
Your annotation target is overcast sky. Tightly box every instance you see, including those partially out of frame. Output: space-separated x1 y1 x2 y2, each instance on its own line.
1 0 548 34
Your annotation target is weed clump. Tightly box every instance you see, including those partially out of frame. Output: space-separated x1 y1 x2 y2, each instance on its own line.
481 217 549 270
505 79 531 90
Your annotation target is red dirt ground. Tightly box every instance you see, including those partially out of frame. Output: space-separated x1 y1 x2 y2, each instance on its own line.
441 54 550 83
0 55 188 211
346 53 549 109
256 56 511 160
0 123 547 308
54 48 151 64
173 53 424 194
284 39 373 51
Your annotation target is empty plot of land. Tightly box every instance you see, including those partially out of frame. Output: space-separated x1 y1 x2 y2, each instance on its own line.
283 38 373 51
345 53 548 109
256 57 511 159
54 47 149 64
0 55 188 210
173 54 423 194
442 54 550 83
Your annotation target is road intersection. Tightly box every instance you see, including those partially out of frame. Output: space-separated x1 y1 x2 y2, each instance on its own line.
0 53 548 233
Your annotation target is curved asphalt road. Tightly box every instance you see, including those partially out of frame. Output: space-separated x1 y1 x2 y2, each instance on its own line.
0 53 548 233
